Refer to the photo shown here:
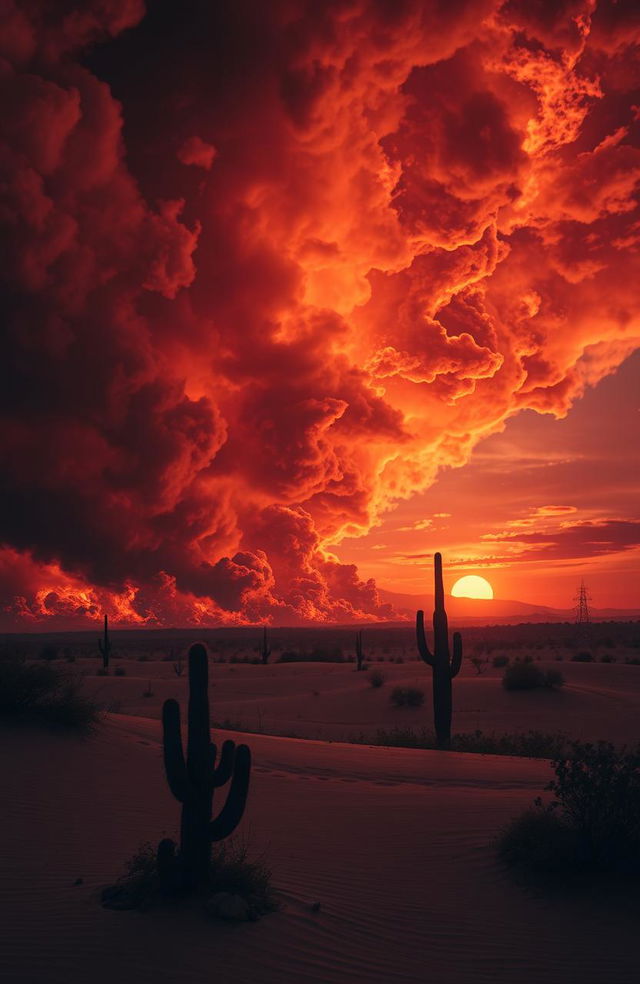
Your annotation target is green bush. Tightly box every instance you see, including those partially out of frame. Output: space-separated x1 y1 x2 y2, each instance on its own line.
0 660 99 731
390 686 424 708
492 654 509 668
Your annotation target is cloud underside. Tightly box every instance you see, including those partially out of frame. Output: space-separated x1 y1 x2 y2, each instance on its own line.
401 519 640 570
1 0 639 625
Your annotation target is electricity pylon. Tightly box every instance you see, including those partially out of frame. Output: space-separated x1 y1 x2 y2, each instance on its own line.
574 580 591 624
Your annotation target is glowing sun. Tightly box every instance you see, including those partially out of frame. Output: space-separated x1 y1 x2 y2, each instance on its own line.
451 575 494 600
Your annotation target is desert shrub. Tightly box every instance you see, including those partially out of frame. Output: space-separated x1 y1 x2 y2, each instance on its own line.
137 654 149 662
500 741 640 876
572 650 593 662
625 657 640 666
278 649 344 663
369 670 386 688
102 838 276 915
542 668 564 689
470 656 489 675
600 653 615 664
503 662 564 691
390 686 424 708
368 728 568 759
96 667 109 677
0 660 99 731
114 667 126 676
502 662 545 690
40 644 58 662
492 654 509 668
499 808 584 874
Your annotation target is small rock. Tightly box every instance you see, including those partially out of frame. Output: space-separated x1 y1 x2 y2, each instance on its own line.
205 892 251 921
310 901 321 912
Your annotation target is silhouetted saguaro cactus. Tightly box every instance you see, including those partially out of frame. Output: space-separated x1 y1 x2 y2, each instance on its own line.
416 552 463 748
158 643 251 891
261 627 271 665
98 614 111 671
355 630 365 671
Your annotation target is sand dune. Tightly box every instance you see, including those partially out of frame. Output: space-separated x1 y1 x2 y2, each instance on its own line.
2 716 639 984
83 659 640 744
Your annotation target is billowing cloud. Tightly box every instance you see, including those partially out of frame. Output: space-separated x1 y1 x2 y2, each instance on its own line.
0 0 639 626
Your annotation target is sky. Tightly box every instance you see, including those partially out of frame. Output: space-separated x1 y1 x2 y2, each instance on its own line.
0 0 639 628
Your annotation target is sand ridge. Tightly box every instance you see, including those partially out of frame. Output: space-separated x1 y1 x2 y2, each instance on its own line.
2 715 639 984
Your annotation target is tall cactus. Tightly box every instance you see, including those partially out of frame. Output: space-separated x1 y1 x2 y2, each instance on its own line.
261 627 271 665
355 630 364 671
416 552 463 748
98 614 111 671
158 643 251 891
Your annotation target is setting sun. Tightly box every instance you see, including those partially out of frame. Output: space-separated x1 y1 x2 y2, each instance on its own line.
451 575 494 600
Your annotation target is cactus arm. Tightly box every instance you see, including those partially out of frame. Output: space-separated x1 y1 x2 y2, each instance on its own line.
162 699 189 803
451 632 463 678
209 745 252 841
416 610 433 665
212 739 236 787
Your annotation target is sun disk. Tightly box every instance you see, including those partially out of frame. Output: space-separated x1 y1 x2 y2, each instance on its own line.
451 575 494 600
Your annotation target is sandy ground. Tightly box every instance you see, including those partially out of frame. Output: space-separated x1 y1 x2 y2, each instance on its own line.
81 658 640 743
2 711 639 984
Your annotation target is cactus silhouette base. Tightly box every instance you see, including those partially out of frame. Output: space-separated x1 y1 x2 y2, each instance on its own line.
159 643 252 892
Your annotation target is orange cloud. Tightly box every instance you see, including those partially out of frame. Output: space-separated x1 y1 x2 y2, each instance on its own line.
0 1 639 625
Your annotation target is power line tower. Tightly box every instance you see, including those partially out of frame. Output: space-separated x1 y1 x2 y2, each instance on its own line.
574 579 591 625
574 580 592 649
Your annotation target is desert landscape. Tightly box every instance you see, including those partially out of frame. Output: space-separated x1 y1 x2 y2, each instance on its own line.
2 614 640 984
3 0 640 982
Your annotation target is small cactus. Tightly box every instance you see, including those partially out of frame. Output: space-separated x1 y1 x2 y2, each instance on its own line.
355 630 365 671
416 552 463 748
158 643 251 891
261 627 271 665
98 614 112 671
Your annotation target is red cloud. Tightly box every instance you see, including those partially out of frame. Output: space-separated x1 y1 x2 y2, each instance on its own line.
1 1 639 626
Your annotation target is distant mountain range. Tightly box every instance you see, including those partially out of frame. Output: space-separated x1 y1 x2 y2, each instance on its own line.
378 588 640 624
